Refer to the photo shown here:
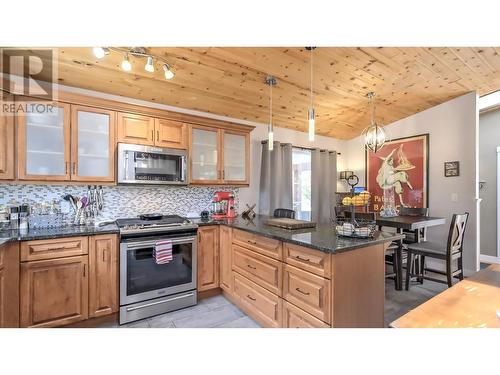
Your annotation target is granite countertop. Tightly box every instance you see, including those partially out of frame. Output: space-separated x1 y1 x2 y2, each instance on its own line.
193 215 403 254
0 223 119 246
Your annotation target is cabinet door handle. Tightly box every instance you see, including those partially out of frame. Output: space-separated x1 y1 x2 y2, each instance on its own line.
102 249 106 262
246 264 256 270
156 130 159 142
246 294 256 301
83 264 86 277
247 240 257 245
65 162 69 174
222 170 225 180
295 287 310 295
72 162 77 174
48 246 67 251
151 130 154 142
295 255 311 262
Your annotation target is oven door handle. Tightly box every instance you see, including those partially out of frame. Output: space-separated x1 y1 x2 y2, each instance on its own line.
125 292 195 312
124 236 197 250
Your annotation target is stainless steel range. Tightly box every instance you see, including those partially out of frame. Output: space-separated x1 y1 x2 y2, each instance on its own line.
117 214 198 324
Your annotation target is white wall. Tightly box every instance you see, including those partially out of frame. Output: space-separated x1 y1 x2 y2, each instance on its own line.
479 108 500 258
345 92 480 274
238 125 348 213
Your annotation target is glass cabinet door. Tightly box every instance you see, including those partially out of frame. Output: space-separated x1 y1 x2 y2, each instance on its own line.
191 127 220 181
19 102 70 180
223 131 247 183
71 106 115 181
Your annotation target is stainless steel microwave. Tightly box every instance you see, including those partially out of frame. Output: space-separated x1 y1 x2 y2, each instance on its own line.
117 143 188 185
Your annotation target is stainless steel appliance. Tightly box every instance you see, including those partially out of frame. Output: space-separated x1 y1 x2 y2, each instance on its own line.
117 143 188 185
118 214 198 324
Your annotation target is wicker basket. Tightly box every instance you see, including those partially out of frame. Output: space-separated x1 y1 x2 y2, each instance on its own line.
335 216 376 238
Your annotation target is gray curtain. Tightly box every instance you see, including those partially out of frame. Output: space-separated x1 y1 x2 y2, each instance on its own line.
259 141 293 216
311 149 337 224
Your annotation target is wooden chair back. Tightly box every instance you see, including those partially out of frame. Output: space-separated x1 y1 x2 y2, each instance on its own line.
273 208 295 219
446 213 469 257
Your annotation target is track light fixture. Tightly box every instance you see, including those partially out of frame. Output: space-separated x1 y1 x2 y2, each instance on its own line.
90 47 175 80
92 47 109 59
121 54 132 72
163 64 175 80
145 56 155 73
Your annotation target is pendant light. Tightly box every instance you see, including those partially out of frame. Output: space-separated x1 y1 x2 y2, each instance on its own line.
306 47 316 142
362 92 387 153
265 75 277 151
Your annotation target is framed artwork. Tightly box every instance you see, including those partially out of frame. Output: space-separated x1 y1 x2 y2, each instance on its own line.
365 133 429 212
444 161 459 177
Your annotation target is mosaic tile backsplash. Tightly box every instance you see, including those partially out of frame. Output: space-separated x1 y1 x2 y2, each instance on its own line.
0 184 239 221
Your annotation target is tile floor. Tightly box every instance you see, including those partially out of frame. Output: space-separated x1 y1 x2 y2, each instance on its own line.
108 277 447 328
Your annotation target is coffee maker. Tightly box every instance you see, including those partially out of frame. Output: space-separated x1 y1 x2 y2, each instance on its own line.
210 191 236 219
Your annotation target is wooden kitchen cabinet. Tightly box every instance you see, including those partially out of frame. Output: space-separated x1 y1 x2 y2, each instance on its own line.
154 118 187 149
0 92 15 180
219 225 233 294
20 255 89 327
89 234 118 318
0 242 20 328
20 236 88 262
221 129 249 184
197 226 220 292
189 125 250 185
71 106 116 182
117 112 155 145
17 101 71 181
283 301 329 328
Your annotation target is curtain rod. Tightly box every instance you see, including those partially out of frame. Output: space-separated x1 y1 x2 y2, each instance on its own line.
260 140 341 155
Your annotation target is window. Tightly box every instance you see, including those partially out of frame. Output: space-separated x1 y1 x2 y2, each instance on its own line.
292 147 312 220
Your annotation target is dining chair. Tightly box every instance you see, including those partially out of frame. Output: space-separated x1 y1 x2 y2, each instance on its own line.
405 212 469 289
273 208 295 219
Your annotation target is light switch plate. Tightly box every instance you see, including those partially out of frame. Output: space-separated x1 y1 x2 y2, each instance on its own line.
451 193 459 202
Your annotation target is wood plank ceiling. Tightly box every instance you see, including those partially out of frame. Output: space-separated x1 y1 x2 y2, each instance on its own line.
35 47 500 139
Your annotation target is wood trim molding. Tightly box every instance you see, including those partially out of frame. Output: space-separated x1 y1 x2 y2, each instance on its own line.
17 90 255 133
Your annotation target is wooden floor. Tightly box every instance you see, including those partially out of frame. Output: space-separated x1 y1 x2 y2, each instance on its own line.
91 277 446 328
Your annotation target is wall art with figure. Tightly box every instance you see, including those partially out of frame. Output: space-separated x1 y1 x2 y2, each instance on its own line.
365 134 429 212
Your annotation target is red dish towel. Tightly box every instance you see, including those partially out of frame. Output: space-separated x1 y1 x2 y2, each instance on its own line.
154 240 173 264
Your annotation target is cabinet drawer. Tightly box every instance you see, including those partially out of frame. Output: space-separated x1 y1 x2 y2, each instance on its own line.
283 264 331 324
232 244 282 296
233 273 282 328
232 229 282 260
283 243 332 278
283 301 330 328
20 237 89 262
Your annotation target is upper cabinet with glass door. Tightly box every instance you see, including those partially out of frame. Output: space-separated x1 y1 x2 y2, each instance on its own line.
190 126 220 183
71 106 115 182
17 102 71 181
189 125 250 185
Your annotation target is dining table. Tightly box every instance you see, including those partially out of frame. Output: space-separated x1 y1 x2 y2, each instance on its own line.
375 214 446 290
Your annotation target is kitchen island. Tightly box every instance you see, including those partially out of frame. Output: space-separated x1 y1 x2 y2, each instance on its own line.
196 215 403 328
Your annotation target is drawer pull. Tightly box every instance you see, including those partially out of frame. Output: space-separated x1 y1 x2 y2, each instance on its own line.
247 264 256 270
295 255 311 262
295 287 310 296
48 246 67 251
247 240 257 245
246 294 256 301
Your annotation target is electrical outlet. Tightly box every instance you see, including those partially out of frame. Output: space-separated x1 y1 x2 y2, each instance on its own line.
451 193 458 202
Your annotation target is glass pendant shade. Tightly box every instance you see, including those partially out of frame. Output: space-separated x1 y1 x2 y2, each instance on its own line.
268 129 274 151
308 108 315 142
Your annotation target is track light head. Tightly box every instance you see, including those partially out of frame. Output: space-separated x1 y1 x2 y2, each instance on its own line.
163 64 174 80
145 56 155 73
93 47 109 59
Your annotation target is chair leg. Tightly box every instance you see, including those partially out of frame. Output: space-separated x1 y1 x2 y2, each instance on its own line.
405 251 413 291
392 251 398 289
419 255 425 284
446 257 453 287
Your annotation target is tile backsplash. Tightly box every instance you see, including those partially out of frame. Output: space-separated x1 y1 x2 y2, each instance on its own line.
0 184 239 220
